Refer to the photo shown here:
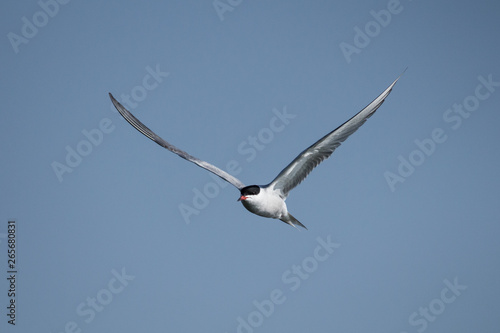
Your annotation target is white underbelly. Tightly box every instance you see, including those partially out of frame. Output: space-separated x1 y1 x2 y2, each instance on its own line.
241 190 287 219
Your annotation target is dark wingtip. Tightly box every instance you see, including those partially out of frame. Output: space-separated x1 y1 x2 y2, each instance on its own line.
398 67 408 80
108 93 123 110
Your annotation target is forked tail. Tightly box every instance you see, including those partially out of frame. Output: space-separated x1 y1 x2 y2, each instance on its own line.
280 213 307 230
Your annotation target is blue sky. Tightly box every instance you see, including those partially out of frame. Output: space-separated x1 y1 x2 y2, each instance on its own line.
1 1 499 332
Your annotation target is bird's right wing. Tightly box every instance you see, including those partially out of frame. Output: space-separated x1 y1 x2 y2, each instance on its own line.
109 93 246 190
269 72 404 197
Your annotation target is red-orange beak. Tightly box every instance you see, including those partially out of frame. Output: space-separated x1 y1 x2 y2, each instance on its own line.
238 195 247 201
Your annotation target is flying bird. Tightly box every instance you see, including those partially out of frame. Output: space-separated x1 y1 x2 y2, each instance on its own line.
109 73 403 229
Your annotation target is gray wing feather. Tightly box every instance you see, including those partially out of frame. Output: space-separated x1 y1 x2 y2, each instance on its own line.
109 93 245 190
269 73 403 197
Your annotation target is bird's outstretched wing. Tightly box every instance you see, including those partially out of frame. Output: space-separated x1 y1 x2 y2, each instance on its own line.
269 72 404 197
109 93 246 190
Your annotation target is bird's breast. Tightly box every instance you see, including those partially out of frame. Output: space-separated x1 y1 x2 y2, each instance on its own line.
241 189 287 219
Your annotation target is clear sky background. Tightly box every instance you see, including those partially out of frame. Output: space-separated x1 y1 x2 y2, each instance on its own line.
1 1 499 332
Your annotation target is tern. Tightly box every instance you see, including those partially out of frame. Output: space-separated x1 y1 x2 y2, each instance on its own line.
109 72 403 229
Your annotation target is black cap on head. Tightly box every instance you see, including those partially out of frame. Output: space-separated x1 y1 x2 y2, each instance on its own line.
240 185 260 196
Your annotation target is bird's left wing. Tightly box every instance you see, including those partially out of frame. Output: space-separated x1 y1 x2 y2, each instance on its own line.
109 93 246 190
269 72 404 197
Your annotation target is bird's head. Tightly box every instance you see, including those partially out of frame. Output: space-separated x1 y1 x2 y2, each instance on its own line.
238 185 261 201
